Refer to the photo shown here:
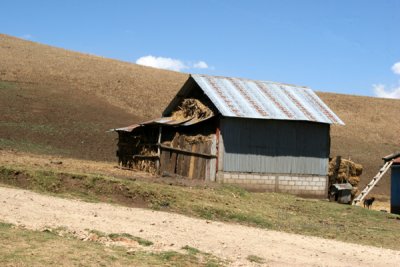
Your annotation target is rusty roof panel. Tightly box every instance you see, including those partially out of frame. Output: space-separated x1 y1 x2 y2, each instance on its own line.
191 74 344 125
114 116 213 132
113 124 140 132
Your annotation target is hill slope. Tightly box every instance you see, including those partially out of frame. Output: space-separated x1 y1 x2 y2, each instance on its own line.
0 34 399 194
0 34 187 118
0 34 187 161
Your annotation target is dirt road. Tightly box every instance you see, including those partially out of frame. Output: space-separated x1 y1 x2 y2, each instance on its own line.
0 186 399 266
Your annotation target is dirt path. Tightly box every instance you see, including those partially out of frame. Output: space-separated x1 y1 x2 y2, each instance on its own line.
1 186 399 266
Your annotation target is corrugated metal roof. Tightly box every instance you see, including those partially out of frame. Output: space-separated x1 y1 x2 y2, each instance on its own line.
191 74 344 125
113 116 213 132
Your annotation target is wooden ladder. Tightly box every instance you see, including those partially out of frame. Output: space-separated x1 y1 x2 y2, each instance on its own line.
352 160 393 205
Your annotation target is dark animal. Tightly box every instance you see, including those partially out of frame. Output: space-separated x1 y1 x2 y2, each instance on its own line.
363 197 375 209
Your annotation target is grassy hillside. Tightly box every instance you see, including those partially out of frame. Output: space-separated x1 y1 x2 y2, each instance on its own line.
1 33 399 194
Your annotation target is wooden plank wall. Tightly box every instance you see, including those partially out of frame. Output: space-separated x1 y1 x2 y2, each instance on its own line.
160 133 215 180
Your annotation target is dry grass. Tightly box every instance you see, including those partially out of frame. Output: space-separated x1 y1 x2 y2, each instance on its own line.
0 149 148 180
0 222 222 267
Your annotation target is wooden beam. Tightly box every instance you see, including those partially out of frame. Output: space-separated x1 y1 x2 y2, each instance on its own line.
159 144 217 158
133 155 159 159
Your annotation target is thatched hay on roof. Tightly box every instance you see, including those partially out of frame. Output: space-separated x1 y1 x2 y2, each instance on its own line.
172 98 213 121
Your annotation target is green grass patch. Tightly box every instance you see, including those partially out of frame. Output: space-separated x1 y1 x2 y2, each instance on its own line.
182 245 201 255
1 165 400 250
0 138 68 155
108 232 154 246
246 255 266 264
0 81 17 90
87 230 154 246
0 122 57 134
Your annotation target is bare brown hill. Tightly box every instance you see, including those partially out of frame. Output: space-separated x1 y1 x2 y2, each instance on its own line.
0 33 186 161
1 33 399 195
0 34 187 118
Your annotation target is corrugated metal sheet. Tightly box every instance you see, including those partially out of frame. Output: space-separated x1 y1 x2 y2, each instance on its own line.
220 118 330 175
113 124 141 132
191 74 344 125
331 183 353 190
113 116 214 132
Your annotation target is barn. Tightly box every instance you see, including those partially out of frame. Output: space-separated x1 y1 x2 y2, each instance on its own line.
114 74 344 198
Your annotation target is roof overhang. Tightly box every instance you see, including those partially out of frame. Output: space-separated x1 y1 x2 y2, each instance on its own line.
112 115 214 133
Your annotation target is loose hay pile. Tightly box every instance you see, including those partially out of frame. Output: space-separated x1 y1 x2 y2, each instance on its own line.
329 157 363 197
172 98 213 121
184 134 212 144
139 146 157 156
134 158 156 173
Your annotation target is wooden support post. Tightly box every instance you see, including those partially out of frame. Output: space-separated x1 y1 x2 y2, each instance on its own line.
156 126 162 172
330 156 341 187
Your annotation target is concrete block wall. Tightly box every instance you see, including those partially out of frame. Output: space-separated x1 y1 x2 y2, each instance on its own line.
216 171 327 198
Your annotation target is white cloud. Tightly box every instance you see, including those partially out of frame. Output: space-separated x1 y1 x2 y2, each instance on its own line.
193 61 208 69
136 55 188 72
373 84 400 99
373 61 400 99
136 55 210 72
392 62 400 75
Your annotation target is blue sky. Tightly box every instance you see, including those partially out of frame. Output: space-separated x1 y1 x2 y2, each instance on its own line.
1 0 400 97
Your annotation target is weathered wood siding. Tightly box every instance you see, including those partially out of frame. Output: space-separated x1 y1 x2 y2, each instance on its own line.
220 117 330 176
159 133 217 180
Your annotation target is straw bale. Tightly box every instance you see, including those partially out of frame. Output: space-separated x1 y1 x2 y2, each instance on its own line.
328 156 363 187
351 187 359 197
348 176 360 186
355 164 363 176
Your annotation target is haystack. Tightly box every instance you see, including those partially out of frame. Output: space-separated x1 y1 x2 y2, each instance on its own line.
172 98 213 121
328 157 363 197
